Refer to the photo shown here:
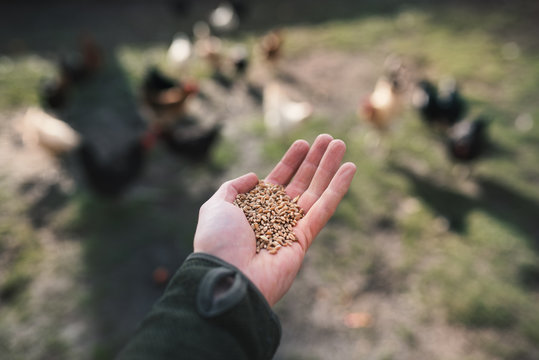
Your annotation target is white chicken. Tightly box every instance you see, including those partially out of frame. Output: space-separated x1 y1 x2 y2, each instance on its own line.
209 2 239 33
263 82 313 137
167 33 192 70
19 107 80 156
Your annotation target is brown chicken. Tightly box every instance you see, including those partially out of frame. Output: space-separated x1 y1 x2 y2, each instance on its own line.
360 74 404 132
193 21 223 72
260 30 284 64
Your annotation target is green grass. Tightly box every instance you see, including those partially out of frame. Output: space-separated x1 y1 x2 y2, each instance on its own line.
211 136 240 169
284 7 539 351
0 55 54 109
0 185 43 359
279 4 539 354
0 189 40 305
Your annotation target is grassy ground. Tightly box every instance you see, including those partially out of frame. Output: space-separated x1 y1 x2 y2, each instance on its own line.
1 1 539 359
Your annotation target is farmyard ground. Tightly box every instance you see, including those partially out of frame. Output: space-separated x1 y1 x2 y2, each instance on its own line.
1 1 539 359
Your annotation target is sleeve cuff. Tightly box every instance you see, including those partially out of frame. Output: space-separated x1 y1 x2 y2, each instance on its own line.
174 252 282 359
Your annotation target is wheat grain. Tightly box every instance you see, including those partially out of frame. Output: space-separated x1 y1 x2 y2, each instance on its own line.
234 180 304 255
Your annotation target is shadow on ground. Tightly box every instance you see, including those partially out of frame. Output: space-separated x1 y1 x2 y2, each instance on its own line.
15 49 220 357
391 163 539 250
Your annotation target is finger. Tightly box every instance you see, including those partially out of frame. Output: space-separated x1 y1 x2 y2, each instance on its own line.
297 162 356 250
265 139 310 186
297 139 346 212
211 172 259 203
285 134 333 198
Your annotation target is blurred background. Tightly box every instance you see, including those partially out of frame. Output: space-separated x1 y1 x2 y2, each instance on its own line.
1 0 538 359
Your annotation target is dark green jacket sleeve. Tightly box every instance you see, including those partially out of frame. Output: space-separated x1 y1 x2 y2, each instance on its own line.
117 253 281 360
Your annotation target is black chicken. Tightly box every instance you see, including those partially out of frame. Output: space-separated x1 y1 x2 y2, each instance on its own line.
142 67 178 94
413 80 439 123
40 77 69 110
141 68 199 129
413 79 467 128
59 35 102 85
40 36 102 109
230 45 249 77
160 123 222 161
447 117 488 162
78 131 157 197
234 57 248 76
438 78 467 126
59 53 89 85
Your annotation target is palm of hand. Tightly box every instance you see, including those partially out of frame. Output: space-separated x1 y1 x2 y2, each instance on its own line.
195 196 306 305
194 134 356 306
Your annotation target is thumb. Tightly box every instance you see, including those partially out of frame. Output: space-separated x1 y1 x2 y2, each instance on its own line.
211 173 259 203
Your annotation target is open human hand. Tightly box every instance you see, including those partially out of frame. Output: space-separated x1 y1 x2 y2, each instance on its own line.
193 134 356 306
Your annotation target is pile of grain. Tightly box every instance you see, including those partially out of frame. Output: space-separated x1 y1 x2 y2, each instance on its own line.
234 181 304 254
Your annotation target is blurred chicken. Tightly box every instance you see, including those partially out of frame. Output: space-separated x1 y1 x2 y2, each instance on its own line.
202 44 249 89
39 36 101 109
140 68 199 129
229 44 249 78
412 80 438 125
160 122 222 161
19 107 80 156
167 33 192 71
413 78 467 129
360 73 404 132
209 2 240 33
78 130 158 198
193 21 223 72
60 34 102 85
80 35 102 75
447 117 488 162
193 20 212 40
263 82 312 137
438 78 467 125
260 30 284 65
